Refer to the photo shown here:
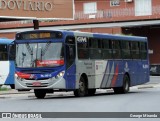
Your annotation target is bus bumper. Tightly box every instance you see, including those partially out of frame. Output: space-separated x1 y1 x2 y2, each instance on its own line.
15 77 66 90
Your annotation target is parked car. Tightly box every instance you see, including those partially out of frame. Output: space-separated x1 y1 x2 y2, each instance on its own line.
150 64 160 76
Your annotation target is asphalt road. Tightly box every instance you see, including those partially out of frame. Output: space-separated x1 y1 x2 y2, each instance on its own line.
0 76 160 121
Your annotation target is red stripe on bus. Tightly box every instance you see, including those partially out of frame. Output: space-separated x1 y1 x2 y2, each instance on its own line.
16 72 31 79
111 64 119 87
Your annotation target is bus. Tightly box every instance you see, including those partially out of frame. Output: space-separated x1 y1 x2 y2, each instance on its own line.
0 38 15 89
14 30 149 98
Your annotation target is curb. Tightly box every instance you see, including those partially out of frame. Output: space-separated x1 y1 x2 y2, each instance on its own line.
0 90 33 95
132 83 160 90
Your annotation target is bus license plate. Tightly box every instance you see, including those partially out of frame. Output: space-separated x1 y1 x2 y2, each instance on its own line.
32 82 41 86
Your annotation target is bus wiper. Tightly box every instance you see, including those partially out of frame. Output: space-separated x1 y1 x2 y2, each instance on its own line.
25 43 33 55
21 52 26 67
25 44 34 67
41 42 51 57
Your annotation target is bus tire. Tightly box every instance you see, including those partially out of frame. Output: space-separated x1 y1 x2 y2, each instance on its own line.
113 74 130 94
34 89 46 99
10 84 15 89
88 89 96 96
74 76 87 97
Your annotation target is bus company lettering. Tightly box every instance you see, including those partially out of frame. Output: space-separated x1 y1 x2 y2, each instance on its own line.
84 62 93 69
0 0 53 11
77 37 87 43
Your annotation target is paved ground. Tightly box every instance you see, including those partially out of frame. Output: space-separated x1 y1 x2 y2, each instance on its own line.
0 76 159 121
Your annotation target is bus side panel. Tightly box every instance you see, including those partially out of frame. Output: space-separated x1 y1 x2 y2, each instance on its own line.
4 61 15 85
76 60 95 89
0 61 10 85
127 60 149 87
107 60 149 88
142 60 150 84
104 60 124 88
65 63 76 89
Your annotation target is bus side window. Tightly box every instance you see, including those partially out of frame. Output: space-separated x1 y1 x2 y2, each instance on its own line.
89 38 102 59
140 42 147 60
121 41 131 59
131 41 140 59
112 40 121 59
77 37 89 59
65 36 75 68
102 39 112 59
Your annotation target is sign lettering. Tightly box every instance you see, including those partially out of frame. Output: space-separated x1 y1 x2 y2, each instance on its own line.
77 37 87 43
0 0 53 11
0 0 74 20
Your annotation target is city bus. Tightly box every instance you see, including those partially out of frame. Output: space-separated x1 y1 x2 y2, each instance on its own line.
14 30 149 98
0 38 15 89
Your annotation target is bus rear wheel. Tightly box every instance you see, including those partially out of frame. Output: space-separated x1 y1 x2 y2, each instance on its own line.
74 76 88 97
113 74 130 94
34 89 46 99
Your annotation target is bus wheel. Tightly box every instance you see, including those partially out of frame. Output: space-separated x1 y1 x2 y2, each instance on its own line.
34 89 46 99
74 76 87 97
113 74 130 94
10 84 15 89
88 89 96 96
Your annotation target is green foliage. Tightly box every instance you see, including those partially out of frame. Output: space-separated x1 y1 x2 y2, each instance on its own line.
0 86 10 91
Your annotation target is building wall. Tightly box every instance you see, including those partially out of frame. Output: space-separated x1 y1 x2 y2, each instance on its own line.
75 0 134 11
77 27 122 34
0 32 16 39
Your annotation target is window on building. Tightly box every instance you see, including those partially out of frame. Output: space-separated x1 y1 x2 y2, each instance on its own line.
83 2 97 14
135 0 152 16
110 0 120 7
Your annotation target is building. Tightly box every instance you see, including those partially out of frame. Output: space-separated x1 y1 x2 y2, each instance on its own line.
0 0 160 64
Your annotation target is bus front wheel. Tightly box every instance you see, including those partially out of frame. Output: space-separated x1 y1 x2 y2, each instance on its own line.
113 74 130 94
34 89 46 99
10 84 15 89
74 76 88 97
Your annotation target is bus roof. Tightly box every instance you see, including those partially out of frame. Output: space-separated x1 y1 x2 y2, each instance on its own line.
64 30 147 42
71 31 147 42
16 30 147 42
0 38 14 44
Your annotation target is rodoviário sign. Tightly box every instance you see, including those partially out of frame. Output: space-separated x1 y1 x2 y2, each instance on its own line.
0 0 74 20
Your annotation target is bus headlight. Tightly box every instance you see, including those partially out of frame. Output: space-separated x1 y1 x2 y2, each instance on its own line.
15 73 18 78
15 73 24 81
55 71 65 79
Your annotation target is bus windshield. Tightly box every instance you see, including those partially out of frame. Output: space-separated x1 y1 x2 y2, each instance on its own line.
16 43 64 68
